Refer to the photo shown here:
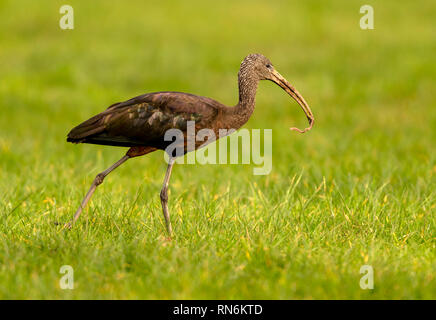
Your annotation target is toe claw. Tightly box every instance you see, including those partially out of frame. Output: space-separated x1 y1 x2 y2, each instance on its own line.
63 221 73 230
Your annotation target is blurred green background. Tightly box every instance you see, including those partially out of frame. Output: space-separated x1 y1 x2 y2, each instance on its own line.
0 0 434 299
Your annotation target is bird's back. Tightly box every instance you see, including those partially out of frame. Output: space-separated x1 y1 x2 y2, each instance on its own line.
67 91 224 150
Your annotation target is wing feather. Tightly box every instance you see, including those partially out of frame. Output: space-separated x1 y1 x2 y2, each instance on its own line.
67 92 220 148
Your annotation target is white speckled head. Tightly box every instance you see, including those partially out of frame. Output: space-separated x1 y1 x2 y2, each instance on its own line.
238 53 314 133
239 53 274 81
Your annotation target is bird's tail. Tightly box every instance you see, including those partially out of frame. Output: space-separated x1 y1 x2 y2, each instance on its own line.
67 114 106 144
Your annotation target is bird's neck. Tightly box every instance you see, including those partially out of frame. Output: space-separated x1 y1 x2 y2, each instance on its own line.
226 71 259 129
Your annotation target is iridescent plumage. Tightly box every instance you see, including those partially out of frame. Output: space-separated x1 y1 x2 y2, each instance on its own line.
66 54 314 236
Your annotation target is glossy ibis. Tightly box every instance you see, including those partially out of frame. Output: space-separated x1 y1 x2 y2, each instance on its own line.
66 53 314 235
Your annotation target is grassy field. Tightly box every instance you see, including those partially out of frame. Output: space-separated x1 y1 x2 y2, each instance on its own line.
0 0 434 299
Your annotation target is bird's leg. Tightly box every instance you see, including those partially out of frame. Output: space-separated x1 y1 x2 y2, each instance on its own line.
160 158 175 236
65 155 130 229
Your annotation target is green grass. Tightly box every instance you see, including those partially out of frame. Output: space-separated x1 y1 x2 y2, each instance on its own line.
0 0 435 299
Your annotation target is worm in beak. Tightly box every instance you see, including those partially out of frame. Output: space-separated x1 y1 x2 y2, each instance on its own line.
271 69 314 133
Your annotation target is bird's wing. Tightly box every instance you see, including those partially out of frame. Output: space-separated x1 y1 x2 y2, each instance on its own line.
67 92 220 147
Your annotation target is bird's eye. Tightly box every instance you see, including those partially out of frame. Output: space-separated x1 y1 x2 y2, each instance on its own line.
266 64 272 69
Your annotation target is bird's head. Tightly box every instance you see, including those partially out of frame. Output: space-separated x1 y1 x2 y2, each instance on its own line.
241 53 314 133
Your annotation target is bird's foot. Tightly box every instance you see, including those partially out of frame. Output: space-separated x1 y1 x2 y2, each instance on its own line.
63 221 73 230
158 235 173 243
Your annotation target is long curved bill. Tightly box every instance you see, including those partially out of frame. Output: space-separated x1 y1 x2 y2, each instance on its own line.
271 70 314 133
